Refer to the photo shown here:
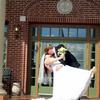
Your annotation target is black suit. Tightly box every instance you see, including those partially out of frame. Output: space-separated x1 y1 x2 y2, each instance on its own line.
55 44 80 68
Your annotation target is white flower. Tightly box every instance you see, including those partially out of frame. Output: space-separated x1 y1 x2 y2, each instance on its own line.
58 47 67 56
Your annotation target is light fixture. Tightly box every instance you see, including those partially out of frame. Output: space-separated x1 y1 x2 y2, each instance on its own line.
14 25 21 32
14 25 21 39
57 0 73 14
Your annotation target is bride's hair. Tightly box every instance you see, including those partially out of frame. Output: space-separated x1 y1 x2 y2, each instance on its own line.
44 46 53 54
44 46 53 74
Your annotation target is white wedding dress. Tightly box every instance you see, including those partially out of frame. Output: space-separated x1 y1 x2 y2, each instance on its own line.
48 61 93 100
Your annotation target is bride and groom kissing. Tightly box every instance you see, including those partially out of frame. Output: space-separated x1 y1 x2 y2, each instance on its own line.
48 44 80 68
38 44 96 100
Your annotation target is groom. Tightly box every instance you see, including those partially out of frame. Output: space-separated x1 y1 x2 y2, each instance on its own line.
54 44 80 68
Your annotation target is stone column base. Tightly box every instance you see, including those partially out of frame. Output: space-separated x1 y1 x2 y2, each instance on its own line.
0 89 7 95
0 83 7 95
0 95 8 100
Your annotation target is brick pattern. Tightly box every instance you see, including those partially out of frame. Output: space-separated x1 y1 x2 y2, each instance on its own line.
6 0 100 94
26 0 100 24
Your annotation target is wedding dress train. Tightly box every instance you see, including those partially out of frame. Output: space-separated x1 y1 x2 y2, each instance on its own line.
48 61 94 100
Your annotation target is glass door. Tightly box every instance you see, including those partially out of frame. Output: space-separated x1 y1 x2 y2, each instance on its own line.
29 26 96 97
30 42 38 96
89 43 96 97
38 41 86 96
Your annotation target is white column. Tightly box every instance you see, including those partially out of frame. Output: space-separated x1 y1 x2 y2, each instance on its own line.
0 0 7 95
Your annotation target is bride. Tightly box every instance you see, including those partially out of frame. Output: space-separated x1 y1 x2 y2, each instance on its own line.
38 46 96 100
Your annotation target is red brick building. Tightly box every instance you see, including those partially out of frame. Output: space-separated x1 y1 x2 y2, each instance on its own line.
6 0 100 98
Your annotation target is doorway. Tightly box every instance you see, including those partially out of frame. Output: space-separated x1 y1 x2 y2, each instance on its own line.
29 26 96 97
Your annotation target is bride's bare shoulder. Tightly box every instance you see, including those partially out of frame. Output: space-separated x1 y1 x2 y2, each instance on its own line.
45 55 51 64
45 55 51 59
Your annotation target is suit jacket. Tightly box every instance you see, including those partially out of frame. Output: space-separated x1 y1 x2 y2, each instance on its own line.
55 44 80 68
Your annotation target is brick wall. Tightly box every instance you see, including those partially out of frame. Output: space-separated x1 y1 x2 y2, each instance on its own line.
6 0 100 94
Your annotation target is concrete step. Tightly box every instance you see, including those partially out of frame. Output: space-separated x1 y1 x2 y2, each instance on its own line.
10 96 100 100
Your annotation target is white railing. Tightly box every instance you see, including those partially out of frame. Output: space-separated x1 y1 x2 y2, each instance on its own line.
0 68 7 95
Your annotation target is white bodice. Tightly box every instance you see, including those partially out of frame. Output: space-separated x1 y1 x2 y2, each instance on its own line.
50 61 63 68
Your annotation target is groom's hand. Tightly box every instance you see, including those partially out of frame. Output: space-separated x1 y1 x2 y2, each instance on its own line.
59 54 65 60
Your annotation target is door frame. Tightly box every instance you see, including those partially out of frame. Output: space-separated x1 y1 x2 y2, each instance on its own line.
28 25 99 98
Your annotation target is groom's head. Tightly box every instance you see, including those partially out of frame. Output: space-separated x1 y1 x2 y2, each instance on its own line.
56 44 67 49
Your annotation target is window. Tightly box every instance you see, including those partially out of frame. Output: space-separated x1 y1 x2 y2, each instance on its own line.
91 28 95 39
32 27 87 38
51 28 59 37
32 27 37 37
61 28 68 37
90 43 95 88
42 27 50 37
3 24 8 66
67 43 85 68
78 29 86 38
69 28 77 37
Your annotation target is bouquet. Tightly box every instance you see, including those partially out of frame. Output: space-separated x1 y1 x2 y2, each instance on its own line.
58 47 67 56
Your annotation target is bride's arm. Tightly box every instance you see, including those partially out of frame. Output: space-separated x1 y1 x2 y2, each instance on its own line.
45 55 64 65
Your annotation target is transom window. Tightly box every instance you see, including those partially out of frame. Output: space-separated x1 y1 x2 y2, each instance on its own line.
32 27 95 39
41 27 86 38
